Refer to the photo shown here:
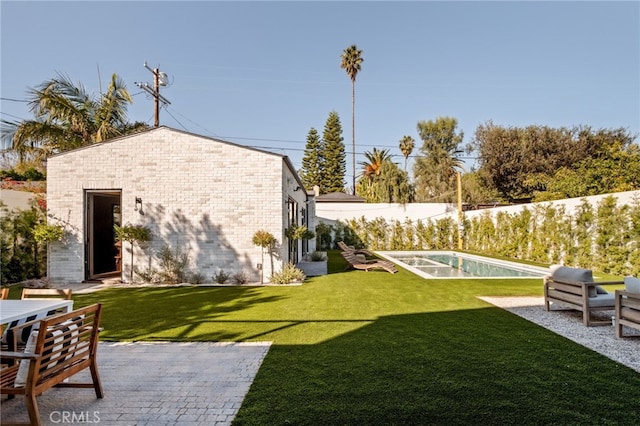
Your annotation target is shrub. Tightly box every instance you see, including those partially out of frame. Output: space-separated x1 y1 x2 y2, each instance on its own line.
270 263 305 284
213 270 230 284
156 245 191 284
310 251 326 261
189 272 205 284
231 271 250 285
135 266 158 283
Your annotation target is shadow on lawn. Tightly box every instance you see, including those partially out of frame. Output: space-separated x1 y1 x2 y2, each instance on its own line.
234 307 640 426
76 286 290 341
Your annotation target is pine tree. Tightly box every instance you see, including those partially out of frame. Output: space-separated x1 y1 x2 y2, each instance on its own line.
300 128 323 190
320 111 346 193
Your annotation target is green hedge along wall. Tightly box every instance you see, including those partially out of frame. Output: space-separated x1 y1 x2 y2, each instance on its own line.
330 195 640 276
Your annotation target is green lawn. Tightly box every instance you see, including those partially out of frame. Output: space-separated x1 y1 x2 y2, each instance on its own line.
72 251 640 425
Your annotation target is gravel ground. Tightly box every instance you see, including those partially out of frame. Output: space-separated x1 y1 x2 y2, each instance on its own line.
479 296 640 373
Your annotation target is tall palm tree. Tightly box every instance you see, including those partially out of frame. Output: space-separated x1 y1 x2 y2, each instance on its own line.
340 44 364 194
399 135 415 172
2 72 145 169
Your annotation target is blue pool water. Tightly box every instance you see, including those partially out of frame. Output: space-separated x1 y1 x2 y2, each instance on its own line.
376 251 549 279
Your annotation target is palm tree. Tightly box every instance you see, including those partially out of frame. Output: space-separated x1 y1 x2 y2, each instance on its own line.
340 44 364 194
1 72 146 169
399 135 415 172
359 148 392 180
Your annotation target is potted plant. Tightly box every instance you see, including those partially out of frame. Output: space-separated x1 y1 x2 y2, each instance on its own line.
114 223 152 283
33 222 66 280
252 230 277 284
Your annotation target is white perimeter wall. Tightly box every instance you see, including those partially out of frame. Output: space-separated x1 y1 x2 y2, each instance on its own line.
316 190 640 226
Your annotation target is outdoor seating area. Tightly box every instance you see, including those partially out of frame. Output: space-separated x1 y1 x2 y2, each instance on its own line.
1 304 103 426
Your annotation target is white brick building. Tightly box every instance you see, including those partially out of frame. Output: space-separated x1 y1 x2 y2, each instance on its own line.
46 127 315 284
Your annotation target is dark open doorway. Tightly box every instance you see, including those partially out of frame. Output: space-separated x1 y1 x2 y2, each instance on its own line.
86 191 121 280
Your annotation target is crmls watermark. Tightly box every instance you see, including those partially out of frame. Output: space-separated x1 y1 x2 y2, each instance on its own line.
49 411 101 423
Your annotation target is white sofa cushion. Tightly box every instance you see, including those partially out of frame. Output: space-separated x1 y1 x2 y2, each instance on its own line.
625 276 640 293
14 320 80 388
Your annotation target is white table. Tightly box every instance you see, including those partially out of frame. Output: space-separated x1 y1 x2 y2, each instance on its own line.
0 299 74 325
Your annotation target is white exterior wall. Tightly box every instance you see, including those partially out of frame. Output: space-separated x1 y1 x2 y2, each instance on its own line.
46 127 309 283
316 202 455 226
315 191 639 229
462 190 640 221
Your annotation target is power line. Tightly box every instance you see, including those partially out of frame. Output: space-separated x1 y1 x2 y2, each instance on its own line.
0 97 29 103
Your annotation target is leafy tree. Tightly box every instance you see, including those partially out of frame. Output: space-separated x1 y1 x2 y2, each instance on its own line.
460 171 502 208
114 223 152 283
399 135 415 172
471 122 638 201
413 117 464 202
319 110 346 193
539 141 640 200
340 44 364 193
356 161 412 203
252 229 277 284
1 72 148 171
300 127 323 190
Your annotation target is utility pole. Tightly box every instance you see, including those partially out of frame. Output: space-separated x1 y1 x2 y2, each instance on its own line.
457 171 463 250
135 62 171 127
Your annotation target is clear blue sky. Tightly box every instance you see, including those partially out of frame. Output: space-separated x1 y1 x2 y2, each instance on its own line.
2 1 638 185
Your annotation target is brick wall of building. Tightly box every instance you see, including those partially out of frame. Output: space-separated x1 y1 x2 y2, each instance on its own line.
46 127 308 284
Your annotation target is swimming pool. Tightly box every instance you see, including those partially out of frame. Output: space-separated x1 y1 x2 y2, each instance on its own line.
376 251 549 279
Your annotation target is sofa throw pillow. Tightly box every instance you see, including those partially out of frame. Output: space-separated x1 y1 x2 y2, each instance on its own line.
625 276 640 293
14 329 38 387
14 319 81 388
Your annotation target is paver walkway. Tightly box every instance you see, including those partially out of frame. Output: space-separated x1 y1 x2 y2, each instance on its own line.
1 341 271 425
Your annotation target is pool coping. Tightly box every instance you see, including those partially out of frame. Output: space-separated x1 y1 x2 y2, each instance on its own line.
376 250 549 279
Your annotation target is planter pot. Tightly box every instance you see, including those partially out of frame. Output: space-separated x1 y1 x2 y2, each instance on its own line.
296 260 328 277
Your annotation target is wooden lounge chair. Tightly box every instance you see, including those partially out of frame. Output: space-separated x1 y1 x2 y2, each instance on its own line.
337 241 374 257
341 251 398 274
1 304 104 426
1 287 9 300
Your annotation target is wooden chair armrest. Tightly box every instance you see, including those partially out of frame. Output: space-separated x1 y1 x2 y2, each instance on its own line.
592 280 625 286
0 351 41 360
616 289 640 298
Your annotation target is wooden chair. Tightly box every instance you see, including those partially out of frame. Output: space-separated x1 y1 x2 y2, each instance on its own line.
337 241 374 257
1 287 9 300
1 304 104 426
341 251 398 274
21 288 72 300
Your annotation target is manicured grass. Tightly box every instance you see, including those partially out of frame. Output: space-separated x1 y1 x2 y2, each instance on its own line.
72 251 639 425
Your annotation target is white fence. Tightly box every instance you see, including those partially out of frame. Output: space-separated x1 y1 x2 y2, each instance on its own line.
316 190 640 226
